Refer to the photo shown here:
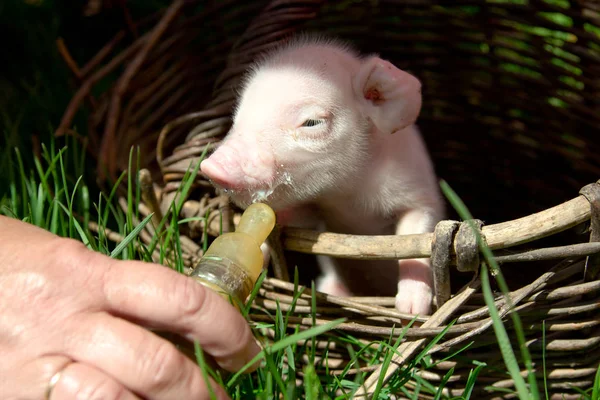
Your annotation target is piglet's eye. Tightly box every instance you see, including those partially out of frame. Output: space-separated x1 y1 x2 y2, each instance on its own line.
301 119 325 128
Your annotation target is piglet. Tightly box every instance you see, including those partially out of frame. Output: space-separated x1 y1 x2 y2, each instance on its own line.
200 36 444 315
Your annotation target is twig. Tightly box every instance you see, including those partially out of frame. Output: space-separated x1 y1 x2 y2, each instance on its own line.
495 242 600 263
138 168 164 232
264 278 427 322
56 38 83 80
282 195 592 260
101 0 186 180
56 32 149 138
80 31 126 78
357 275 481 399
268 224 290 281
56 38 98 111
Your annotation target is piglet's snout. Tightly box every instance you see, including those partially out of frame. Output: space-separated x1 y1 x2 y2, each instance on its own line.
200 139 276 190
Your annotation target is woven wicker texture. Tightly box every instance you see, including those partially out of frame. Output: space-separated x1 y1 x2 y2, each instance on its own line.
58 1 600 398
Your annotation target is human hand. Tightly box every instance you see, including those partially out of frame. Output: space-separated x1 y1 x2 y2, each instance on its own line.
0 215 261 399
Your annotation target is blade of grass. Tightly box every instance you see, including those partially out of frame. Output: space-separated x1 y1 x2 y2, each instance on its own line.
440 179 537 400
57 147 73 237
304 364 320 400
430 340 474 368
110 213 154 258
412 376 422 399
33 182 45 226
170 218 185 274
194 342 218 400
481 262 530 399
227 318 346 387
433 367 454 400
412 321 455 366
174 151 207 216
463 361 487 400
592 363 600 400
101 171 127 234
369 326 406 399
80 185 90 237
56 201 91 247
178 216 207 225
14 148 29 219
543 320 549 400
135 146 141 224
152 155 205 271
126 146 136 260
33 154 50 201
243 269 267 317
264 348 287 397
45 144 67 236
38 144 68 191
310 279 317 366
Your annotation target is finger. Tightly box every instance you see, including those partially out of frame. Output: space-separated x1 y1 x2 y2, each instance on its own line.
95 254 260 372
49 361 140 400
67 312 230 400
5 355 71 399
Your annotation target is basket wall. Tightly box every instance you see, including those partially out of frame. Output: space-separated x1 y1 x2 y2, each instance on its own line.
161 0 600 227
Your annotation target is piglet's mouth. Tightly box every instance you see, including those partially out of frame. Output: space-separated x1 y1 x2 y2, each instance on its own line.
211 186 277 210
225 175 292 205
206 172 293 209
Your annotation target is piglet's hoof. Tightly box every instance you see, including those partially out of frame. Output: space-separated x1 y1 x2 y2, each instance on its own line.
316 274 352 298
395 279 433 316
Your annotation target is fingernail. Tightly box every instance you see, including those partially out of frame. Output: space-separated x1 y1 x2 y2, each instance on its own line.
253 337 264 354
244 338 264 372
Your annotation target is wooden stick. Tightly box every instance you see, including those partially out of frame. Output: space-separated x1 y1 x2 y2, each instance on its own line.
282 195 592 259
138 169 164 232
56 38 83 80
356 276 482 399
56 33 149 137
101 0 186 180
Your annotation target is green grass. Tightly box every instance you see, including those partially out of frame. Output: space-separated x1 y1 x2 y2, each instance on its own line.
0 138 461 399
441 181 538 400
4 136 600 399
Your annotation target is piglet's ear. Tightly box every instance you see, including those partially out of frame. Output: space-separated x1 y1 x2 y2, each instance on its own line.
353 56 422 135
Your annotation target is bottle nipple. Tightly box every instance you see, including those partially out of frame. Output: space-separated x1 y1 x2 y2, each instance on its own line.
189 203 276 307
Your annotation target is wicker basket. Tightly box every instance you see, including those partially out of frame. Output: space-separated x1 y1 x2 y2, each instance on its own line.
58 1 600 398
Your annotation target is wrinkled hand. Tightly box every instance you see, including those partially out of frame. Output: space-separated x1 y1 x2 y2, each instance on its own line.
0 216 261 399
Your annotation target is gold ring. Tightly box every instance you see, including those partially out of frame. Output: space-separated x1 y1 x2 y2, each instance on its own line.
45 361 73 400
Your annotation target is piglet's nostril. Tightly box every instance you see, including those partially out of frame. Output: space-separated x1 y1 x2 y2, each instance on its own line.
200 141 277 191
201 156 263 191
200 158 236 189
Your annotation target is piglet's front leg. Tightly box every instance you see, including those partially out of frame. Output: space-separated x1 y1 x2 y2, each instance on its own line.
394 208 440 316
260 204 322 270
